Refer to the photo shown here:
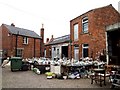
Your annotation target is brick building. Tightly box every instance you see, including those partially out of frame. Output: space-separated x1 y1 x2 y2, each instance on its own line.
70 4 120 61
0 23 44 58
44 35 70 60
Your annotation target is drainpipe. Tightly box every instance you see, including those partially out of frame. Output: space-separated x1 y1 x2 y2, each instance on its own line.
69 40 72 61
34 38 36 57
15 31 19 57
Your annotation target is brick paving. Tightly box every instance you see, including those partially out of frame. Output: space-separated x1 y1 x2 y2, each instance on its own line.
2 66 112 88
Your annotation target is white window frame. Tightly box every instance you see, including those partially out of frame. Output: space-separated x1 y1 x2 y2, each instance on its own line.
74 24 78 41
74 46 79 60
17 49 23 57
23 37 28 44
82 17 88 33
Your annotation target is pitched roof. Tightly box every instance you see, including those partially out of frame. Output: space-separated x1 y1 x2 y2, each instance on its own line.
3 24 41 39
70 4 114 22
46 34 70 45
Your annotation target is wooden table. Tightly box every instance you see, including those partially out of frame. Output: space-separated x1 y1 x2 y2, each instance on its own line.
61 65 83 74
34 64 50 74
61 64 93 77
91 68 106 87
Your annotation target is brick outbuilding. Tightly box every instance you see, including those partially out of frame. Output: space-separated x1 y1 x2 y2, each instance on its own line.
45 35 70 60
70 4 120 60
106 22 120 65
0 24 44 58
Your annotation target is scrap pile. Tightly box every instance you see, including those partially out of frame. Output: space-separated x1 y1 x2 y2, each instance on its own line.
21 57 106 79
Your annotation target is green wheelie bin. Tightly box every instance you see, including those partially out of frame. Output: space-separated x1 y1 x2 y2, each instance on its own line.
10 57 22 71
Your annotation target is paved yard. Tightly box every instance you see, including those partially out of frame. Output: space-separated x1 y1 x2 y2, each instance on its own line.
2 66 112 89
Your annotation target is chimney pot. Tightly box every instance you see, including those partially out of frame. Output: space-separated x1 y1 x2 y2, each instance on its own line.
11 23 15 27
51 35 53 39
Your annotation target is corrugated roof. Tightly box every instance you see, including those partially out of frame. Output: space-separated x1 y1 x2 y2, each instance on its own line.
106 22 120 31
46 34 70 45
3 24 41 39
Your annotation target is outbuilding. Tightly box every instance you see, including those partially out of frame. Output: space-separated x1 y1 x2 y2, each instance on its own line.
106 22 120 65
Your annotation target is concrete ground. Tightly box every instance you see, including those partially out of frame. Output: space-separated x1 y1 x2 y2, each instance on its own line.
2 65 112 89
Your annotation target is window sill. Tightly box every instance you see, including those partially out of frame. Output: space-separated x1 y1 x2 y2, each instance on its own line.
23 43 28 45
74 39 79 42
80 32 89 35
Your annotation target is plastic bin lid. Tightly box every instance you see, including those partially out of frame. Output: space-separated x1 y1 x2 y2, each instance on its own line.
10 57 22 59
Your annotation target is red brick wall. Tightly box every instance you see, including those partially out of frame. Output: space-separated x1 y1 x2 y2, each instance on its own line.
70 5 120 60
1 24 42 58
35 39 41 57
0 27 2 51
2 25 13 56
44 45 52 58
40 28 44 57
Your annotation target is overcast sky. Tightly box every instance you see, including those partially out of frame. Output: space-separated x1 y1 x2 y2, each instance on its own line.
0 0 120 42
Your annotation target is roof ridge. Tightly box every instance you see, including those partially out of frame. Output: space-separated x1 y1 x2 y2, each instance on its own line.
3 24 34 32
3 24 41 39
54 34 70 39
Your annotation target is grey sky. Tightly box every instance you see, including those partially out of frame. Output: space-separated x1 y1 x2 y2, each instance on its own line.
0 0 119 42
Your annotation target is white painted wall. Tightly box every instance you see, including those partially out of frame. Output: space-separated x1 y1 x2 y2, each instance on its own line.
52 45 61 60
51 43 69 60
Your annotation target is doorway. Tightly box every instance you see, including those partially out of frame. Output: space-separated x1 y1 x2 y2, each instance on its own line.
107 29 120 65
62 46 68 58
74 46 79 60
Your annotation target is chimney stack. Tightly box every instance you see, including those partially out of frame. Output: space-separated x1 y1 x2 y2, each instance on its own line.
51 35 53 39
40 24 44 57
46 38 49 43
40 24 44 43
11 23 15 27
49 35 54 42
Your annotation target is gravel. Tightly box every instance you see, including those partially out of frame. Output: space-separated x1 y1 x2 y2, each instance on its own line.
2 66 112 88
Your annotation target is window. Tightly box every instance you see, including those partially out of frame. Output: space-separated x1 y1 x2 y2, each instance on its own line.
82 44 89 58
17 49 22 57
0 50 3 57
44 49 46 57
74 24 78 41
82 17 88 33
23 37 28 44
53 47 56 51
57 49 59 55
74 46 79 60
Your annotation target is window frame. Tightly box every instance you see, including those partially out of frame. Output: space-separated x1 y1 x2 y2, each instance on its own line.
82 44 89 58
73 23 79 41
82 17 88 33
57 49 59 55
23 37 28 44
17 49 23 57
